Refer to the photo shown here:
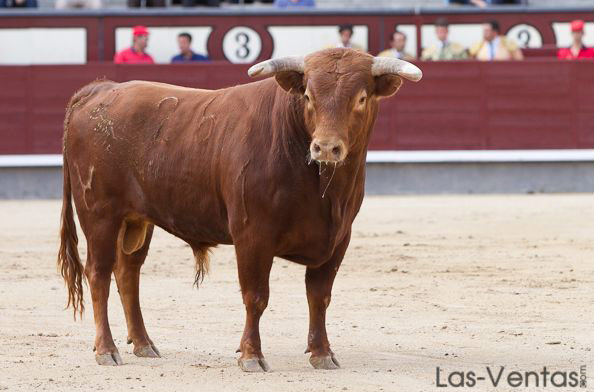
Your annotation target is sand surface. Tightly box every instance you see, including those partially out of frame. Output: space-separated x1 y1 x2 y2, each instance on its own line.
0 195 592 391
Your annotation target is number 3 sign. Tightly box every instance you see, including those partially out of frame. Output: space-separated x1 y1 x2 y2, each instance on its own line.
222 26 263 63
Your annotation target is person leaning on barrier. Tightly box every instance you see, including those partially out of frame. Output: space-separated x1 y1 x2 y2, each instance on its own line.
377 31 415 61
557 20 594 60
421 18 468 61
114 26 155 65
470 20 523 61
171 32 209 63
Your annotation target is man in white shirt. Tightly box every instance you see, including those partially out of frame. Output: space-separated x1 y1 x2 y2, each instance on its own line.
378 31 415 61
335 24 362 50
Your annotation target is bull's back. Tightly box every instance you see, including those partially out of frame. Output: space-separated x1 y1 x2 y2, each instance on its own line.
64 80 237 243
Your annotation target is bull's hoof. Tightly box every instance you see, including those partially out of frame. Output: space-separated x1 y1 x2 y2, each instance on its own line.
134 343 161 358
309 354 340 370
95 352 124 366
238 357 271 373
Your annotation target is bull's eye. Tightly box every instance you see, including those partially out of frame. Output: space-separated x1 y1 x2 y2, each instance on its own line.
359 96 366 105
304 94 310 102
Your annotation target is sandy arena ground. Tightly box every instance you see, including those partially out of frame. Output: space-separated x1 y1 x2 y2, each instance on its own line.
0 195 592 391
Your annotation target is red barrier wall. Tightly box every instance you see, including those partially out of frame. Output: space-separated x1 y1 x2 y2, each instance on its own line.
0 60 593 154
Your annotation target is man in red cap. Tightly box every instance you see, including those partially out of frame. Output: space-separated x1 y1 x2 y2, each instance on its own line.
557 20 594 60
114 26 155 64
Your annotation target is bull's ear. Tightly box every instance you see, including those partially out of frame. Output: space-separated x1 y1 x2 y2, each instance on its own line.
374 74 403 98
371 57 421 98
275 71 305 94
247 57 306 94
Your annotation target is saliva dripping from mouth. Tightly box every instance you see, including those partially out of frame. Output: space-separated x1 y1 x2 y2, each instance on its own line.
306 152 338 198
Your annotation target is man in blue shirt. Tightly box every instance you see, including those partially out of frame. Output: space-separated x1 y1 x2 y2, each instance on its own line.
171 32 209 63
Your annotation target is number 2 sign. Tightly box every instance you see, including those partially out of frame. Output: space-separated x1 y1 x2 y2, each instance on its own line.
506 24 543 48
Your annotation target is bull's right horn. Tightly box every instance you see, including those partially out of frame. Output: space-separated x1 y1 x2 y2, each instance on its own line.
371 57 423 82
248 56 305 78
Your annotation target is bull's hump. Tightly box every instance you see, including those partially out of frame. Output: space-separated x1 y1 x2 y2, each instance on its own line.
123 80 214 94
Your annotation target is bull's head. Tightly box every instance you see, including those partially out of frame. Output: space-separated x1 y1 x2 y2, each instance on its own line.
248 49 422 164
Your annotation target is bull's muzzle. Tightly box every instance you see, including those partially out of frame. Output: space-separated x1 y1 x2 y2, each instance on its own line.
310 138 347 163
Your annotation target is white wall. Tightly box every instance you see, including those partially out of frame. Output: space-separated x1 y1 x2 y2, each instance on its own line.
268 25 368 58
0 28 86 65
4 23 589 65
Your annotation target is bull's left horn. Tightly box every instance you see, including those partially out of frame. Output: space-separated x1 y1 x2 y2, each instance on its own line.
371 57 423 82
248 56 305 78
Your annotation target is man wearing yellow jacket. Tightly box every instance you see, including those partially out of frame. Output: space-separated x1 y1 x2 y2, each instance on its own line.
470 20 523 61
422 18 468 61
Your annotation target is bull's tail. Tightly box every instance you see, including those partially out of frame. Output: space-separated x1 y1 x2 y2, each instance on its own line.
57 153 85 319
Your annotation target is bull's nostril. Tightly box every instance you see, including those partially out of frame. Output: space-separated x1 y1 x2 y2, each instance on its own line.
332 146 341 156
313 144 321 153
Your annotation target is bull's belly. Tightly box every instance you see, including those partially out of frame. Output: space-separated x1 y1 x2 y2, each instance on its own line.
275 228 351 268
146 205 233 246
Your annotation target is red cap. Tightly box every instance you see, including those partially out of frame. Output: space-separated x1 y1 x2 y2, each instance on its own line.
571 20 584 32
133 25 149 36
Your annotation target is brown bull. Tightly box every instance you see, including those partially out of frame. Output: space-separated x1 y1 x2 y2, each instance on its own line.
57 48 421 371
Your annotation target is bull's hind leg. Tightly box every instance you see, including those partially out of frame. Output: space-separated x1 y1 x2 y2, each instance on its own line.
304 233 350 370
84 219 123 366
114 222 161 358
234 243 274 372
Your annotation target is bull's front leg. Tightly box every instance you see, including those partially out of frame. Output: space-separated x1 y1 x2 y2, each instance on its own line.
304 233 350 370
235 243 274 372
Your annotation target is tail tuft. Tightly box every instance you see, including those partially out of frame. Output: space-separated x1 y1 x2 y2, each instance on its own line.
57 155 85 319
192 246 212 287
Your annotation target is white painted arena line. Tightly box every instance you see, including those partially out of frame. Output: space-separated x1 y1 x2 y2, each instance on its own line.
0 154 63 167
0 150 593 168
367 150 594 163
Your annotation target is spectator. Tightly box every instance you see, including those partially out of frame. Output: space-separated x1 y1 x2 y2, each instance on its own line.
114 26 155 64
171 33 209 63
275 0 314 7
0 0 37 7
557 20 594 60
127 0 165 7
335 24 362 50
378 31 415 61
55 0 101 8
446 0 523 6
447 0 487 7
470 20 523 61
422 18 468 61
180 0 220 6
